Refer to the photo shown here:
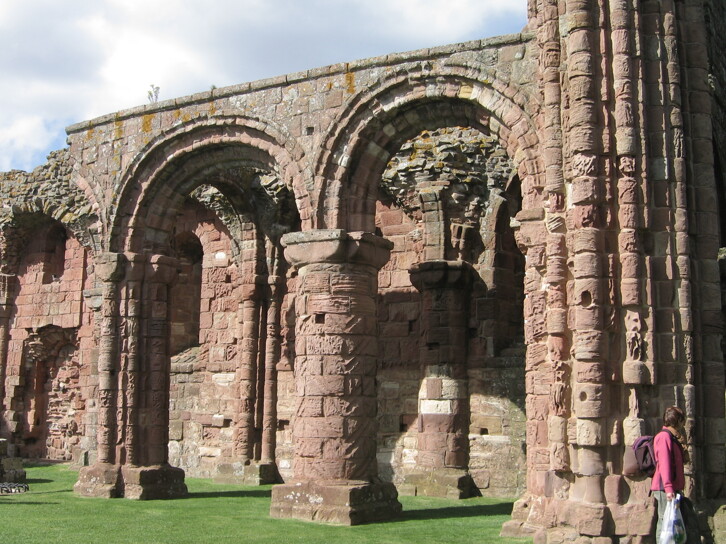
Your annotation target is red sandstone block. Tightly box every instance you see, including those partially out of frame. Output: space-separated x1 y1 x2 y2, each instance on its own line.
419 413 456 433
322 355 376 377
380 321 409 338
377 209 404 227
299 416 344 440
297 397 324 418
399 338 418 361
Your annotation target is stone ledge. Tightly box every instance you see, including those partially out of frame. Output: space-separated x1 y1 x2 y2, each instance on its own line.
270 480 401 525
399 467 480 499
214 461 280 485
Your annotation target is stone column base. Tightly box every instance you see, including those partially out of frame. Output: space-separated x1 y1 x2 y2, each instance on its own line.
399 468 480 499
0 440 25 482
500 495 659 542
121 464 188 500
74 462 121 498
270 480 402 525
213 461 281 485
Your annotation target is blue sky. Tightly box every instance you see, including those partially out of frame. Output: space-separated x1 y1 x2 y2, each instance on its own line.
0 0 527 172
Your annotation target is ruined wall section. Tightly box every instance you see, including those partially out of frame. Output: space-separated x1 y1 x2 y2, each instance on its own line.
61 33 536 490
0 7 722 538
0 151 97 461
0 149 98 250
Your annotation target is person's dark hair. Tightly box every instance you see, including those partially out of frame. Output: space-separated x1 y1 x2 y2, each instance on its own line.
663 405 685 427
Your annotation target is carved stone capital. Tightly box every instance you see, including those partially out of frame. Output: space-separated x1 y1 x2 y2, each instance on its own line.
124 253 147 282
145 254 179 285
96 252 127 283
281 229 392 271
409 260 477 292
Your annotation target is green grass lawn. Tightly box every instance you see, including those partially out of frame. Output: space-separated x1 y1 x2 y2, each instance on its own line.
1 464 531 544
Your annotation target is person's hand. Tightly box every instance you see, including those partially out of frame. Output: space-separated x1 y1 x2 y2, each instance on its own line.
666 492 675 501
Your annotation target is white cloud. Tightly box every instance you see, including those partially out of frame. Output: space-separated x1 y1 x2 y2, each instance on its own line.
0 0 528 172
0 116 64 172
364 0 526 42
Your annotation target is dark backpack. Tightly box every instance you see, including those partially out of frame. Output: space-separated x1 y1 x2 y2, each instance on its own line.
623 435 656 477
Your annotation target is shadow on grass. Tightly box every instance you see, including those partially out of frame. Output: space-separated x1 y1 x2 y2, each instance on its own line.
26 478 53 484
0 500 59 505
391 501 514 523
184 488 273 500
25 489 74 495
21 460 68 468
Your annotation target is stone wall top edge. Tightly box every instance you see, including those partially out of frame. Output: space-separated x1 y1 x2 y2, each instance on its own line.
65 31 533 136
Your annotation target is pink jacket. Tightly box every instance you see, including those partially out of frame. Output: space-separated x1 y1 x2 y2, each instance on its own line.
650 427 685 494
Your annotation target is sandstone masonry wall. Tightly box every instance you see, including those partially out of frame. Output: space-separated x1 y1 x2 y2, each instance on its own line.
0 4 724 540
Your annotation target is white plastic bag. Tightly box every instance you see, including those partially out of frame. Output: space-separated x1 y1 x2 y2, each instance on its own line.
659 494 687 544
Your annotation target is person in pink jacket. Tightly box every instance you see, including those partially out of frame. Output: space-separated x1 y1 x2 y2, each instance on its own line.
651 405 687 540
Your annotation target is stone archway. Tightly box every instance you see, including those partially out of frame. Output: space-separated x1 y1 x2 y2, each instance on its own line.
269 67 538 521
0 216 94 464
75 122 302 499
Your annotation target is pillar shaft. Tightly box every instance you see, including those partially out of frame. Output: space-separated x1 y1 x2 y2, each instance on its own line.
233 280 260 462
261 275 282 464
401 260 477 499
411 260 473 470
122 253 145 466
270 229 401 525
74 253 125 497
140 255 177 466
0 273 18 436
94 253 126 465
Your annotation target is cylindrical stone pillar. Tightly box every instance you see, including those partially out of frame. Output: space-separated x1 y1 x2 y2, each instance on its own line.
233 277 260 462
270 229 401 525
0 273 18 434
74 252 125 498
261 274 283 464
121 253 145 467
405 260 477 499
121 254 187 500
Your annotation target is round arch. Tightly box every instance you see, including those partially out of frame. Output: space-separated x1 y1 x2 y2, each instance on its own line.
313 62 543 232
109 116 310 253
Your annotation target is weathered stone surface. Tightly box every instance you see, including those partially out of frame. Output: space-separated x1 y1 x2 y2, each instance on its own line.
270 480 401 525
0 2 724 540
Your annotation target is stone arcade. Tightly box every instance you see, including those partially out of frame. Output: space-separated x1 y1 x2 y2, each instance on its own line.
1 0 726 541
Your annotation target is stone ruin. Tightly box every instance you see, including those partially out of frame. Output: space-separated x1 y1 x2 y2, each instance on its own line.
1 0 726 541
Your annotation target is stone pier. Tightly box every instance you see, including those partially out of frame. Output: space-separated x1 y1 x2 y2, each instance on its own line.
402 260 478 499
270 230 401 525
